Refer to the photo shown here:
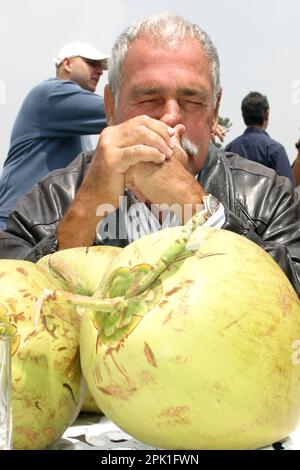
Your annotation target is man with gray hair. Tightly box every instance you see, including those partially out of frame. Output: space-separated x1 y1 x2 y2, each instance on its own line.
0 13 299 296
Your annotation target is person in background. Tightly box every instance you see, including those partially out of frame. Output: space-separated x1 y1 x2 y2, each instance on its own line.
225 92 295 185
0 13 299 296
0 41 109 230
292 138 300 187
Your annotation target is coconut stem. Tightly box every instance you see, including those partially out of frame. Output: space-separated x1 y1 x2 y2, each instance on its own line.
34 288 127 327
125 224 196 297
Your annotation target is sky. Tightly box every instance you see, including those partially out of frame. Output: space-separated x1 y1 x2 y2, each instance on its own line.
0 0 300 171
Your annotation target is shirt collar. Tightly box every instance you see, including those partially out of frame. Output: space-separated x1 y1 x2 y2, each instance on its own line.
244 127 269 137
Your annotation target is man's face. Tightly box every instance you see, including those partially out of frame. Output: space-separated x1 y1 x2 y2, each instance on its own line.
68 56 104 92
108 36 220 173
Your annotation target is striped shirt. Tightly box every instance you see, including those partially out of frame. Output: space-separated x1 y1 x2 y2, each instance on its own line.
97 190 226 244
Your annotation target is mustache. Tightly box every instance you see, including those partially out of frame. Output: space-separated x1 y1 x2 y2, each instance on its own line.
180 137 199 158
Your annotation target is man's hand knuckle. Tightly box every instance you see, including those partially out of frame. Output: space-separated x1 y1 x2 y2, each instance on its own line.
134 145 143 156
134 115 149 125
140 125 148 139
141 114 151 124
99 128 113 147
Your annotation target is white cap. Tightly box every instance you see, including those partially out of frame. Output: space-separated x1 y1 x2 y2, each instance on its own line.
53 41 109 69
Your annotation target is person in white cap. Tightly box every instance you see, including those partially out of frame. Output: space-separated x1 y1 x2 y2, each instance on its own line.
0 41 109 230
54 41 109 92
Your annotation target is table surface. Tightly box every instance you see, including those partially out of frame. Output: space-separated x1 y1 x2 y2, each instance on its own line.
48 413 300 451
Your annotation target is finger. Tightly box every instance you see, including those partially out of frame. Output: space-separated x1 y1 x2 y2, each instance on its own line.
217 132 224 143
171 124 187 148
135 115 175 143
133 125 174 157
118 145 167 173
169 126 189 166
121 115 175 153
216 125 225 142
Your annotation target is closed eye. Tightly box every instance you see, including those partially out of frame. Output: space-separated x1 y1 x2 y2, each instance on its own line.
180 99 207 107
138 98 162 105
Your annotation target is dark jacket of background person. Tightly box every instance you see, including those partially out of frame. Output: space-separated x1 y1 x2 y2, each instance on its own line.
0 145 299 298
0 78 106 230
225 91 295 186
225 127 295 184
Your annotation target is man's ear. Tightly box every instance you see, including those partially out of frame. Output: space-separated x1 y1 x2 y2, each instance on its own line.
212 86 222 131
104 85 116 126
63 58 72 74
264 109 269 123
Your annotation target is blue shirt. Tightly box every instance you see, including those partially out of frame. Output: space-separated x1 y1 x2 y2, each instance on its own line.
0 78 106 229
225 127 295 186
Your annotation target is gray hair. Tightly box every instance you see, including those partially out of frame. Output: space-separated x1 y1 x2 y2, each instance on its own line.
108 12 220 106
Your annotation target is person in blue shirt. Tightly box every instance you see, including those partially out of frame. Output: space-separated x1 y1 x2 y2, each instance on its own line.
225 92 295 186
0 41 109 230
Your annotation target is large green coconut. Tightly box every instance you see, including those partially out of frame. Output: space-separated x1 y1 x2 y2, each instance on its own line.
0 245 120 449
0 260 82 450
76 226 300 450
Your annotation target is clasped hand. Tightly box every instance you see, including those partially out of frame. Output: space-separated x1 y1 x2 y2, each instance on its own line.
93 115 192 205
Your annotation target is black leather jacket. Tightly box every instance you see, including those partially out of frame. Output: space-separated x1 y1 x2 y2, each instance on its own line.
0 145 299 296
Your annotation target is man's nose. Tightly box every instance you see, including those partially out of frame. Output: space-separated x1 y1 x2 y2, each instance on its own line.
160 100 182 127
